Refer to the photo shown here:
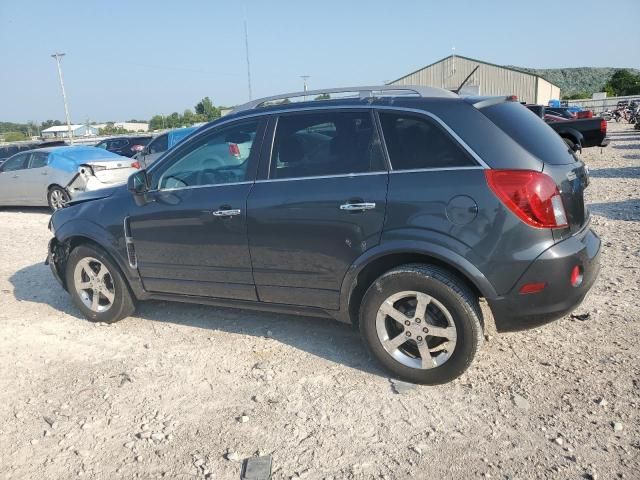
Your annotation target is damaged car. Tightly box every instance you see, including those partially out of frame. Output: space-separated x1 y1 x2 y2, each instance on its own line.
0 146 140 210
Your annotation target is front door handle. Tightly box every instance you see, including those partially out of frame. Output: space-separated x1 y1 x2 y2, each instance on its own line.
339 202 376 212
212 208 241 217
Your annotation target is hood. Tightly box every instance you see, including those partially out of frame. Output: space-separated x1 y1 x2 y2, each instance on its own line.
68 184 123 205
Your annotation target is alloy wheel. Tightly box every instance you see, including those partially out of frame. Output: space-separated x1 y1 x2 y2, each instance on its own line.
73 257 116 313
375 290 458 369
50 189 68 210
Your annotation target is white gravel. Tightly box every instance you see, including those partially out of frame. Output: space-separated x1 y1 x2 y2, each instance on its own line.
0 122 638 479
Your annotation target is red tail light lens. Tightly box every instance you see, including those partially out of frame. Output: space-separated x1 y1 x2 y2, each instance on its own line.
600 118 607 135
228 143 240 157
131 161 141 169
570 265 583 287
485 170 568 229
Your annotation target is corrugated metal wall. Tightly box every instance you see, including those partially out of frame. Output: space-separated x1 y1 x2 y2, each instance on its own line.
391 56 548 104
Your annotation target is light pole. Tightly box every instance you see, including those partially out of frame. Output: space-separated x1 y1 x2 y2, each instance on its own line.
51 52 74 144
301 75 310 101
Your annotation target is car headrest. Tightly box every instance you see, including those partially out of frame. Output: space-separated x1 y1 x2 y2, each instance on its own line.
279 135 304 163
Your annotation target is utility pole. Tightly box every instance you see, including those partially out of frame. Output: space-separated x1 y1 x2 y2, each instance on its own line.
244 13 253 100
51 52 74 144
301 75 310 101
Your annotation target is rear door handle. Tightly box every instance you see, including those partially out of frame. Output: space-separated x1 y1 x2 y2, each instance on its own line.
212 208 241 217
339 202 376 212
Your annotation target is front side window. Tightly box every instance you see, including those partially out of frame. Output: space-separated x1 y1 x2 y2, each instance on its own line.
379 112 476 170
148 134 168 154
270 111 385 180
157 120 260 190
95 141 107 150
1 153 28 172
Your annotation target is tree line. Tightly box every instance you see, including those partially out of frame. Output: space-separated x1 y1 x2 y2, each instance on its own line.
563 69 640 100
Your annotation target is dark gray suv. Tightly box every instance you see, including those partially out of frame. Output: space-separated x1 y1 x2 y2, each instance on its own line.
47 86 601 384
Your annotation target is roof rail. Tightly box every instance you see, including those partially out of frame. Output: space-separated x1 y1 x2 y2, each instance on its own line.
231 85 457 114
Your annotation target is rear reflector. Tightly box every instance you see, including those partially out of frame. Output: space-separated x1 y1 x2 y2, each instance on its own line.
570 265 583 287
519 282 546 294
485 170 568 229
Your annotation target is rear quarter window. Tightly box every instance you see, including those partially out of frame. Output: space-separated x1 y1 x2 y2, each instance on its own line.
480 102 575 165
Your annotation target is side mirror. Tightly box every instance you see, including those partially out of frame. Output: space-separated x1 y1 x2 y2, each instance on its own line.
128 169 149 195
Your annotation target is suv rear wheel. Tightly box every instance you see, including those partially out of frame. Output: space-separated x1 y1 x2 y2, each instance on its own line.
359 264 483 384
65 244 135 323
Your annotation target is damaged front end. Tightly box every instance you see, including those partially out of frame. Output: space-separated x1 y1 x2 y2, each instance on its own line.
66 164 108 197
66 162 137 198
46 237 70 290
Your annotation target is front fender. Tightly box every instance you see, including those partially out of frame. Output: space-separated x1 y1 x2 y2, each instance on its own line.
53 218 147 299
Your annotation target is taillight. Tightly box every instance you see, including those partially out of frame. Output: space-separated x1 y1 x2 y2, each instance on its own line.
600 118 607 135
228 143 240 157
131 161 141 169
485 170 568 229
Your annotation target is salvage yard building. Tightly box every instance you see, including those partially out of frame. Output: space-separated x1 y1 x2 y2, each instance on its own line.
389 55 560 105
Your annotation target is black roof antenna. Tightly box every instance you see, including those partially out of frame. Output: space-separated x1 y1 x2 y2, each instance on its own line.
454 65 479 94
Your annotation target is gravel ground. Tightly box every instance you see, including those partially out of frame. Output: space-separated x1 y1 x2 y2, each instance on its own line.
0 122 638 480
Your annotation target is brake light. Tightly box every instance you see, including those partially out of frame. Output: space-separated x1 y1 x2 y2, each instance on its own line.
485 170 568 228
131 161 141 169
506 95 518 101
228 143 240 157
600 118 607 135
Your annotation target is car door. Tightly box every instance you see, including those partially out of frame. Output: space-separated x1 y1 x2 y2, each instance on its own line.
246 109 389 309
128 118 266 300
19 152 51 205
0 153 30 205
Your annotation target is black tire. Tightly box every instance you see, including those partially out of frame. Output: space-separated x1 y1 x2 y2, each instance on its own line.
65 244 135 323
359 264 483 385
47 186 70 211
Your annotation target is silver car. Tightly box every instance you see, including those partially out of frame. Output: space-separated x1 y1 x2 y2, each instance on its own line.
0 146 138 210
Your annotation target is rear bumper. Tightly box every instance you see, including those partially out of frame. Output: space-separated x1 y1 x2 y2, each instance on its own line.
600 137 610 147
488 226 601 332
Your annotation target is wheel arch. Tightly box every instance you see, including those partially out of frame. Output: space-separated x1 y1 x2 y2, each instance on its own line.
53 220 146 299
338 243 497 327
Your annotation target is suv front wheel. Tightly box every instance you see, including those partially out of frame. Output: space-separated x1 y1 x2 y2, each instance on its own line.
359 264 483 385
65 244 135 323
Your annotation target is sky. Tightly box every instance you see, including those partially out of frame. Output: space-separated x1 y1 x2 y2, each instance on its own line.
1 0 639 123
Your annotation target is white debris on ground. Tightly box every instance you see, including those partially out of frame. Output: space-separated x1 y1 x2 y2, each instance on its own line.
0 122 638 479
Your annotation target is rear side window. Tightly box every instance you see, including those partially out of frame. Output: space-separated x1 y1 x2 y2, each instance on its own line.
270 111 385 179
480 101 575 165
29 152 48 168
378 113 476 170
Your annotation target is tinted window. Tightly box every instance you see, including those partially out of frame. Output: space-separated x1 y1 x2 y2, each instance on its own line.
95 141 108 149
480 101 576 165
148 134 168 154
379 113 476 170
28 152 48 169
1 153 28 172
271 111 385 179
157 120 259 189
110 139 129 149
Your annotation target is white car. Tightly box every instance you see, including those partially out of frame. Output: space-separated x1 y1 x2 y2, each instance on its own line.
0 146 139 210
